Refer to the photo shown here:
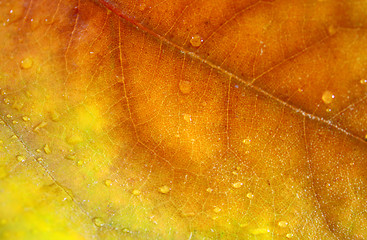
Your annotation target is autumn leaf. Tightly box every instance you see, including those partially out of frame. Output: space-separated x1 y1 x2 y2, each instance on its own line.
0 0 367 239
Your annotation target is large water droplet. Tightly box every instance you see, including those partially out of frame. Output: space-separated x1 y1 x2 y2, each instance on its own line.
158 185 170 194
20 58 33 69
179 80 192 94
321 90 334 104
190 35 202 47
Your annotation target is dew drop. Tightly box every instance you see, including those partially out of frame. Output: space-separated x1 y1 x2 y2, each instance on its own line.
183 113 191 123
246 192 254 199
190 35 202 47
93 217 104 227
232 182 243 189
206 188 213 193
232 171 238 175
286 233 293 238
16 155 26 162
325 108 332 113
243 138 251 145
66 133 83 145
132 189 141 196
3 98 10 104
179 80 192 94
43 144 51 154
360 79 367 85
77 160 84 166
50 110 60 122
65 153 76 160
158 185 170 194
20 57 33 69
278 221 288 228
12 101 23 110
138 3 146 11
33 121 47 132
213 207 221 213
122 228 130 233
321 90 334 104
22 116 30 121
6 114 12 118
37 157 43 162
104 179 112 186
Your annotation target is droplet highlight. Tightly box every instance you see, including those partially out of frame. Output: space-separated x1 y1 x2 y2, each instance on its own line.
179 80 192 94
104 179 112 186
190 35 202 47
232 182 243 189
246 192 254 199
93 217 104 227
132 189 141 196
43 144 51 154
20 57 33 69
183 113 191 123
278 221 288 228
321 90 334 104
158 185 170 194
243 138 251 145
213 207 221 213
16 155 26 162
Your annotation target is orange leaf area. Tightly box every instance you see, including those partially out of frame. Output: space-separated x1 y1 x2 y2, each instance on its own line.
0 0 366 239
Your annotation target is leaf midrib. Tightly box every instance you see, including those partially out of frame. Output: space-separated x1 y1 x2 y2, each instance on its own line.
98 0 367 144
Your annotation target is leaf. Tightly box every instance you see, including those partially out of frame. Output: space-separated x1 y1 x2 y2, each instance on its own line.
0 0 366 239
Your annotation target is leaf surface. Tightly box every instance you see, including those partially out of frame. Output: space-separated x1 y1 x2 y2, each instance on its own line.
0 0 366 239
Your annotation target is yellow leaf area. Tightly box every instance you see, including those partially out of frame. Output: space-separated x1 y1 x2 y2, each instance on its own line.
0 0 367 239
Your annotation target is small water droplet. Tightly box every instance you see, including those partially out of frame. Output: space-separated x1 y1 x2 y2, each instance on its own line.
122 228 130 233
213 207 221 213
6 114 12 118
360 79 367 85
16 155 26 162
246 192 254 199
232 171 238 175
77 160 84 166
65 153 76 160
179 80 192 94
104 179 112 186
158 185 170 194
286 233 293 238
232 182 243 189
3 98 10 104
138 3 146 11
43 144 51 154
20 57 33 69
22 116 30 121
278 221 288 228
12 101 23 110
206 188 213 193
37 157 43 162
12 120 18 124
243 138 251 145
66 133 83 145
322 90 334 104
132 189 141 196
93 217 104 227
183 113 191 123
33 121 47 132
190 35 202 47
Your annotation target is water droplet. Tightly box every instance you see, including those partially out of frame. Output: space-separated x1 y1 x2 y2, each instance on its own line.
33 121 47 132
190 35 202 47
22 116 30 121
20 57 33 69
132 189 141 196
183 113 191 123
206 188 213 193
65 153 76 160
122 228 130 233
243 138 251 145
3 98 10 104
246 192 254 199
364 134 367 141
6 114 12 118
360 79 367 85
232 182 243 189
66 133 83 145
158 185 170 194
16 155 26 162
286 233 293 238
213 207 221 213
12 101 23 110
104 179 112 186
250 228 270 235
328 25 337 36
50 110 60 121
37 157 43 162
77 160 84 166
138 3 146 11
179 80 192 94
278 221 288 228
93 217 104 227
321 90 334 104
43 144 51 154
232 171 238 175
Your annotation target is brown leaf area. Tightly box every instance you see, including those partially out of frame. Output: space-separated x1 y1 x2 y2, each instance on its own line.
0 0 366 239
